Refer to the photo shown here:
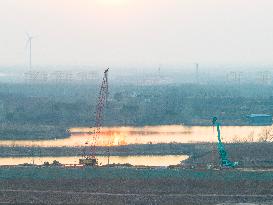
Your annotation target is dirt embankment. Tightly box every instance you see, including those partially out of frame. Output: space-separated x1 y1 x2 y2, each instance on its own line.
184 143 273 168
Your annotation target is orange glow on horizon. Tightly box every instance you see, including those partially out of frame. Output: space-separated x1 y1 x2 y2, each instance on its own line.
79 130 128 147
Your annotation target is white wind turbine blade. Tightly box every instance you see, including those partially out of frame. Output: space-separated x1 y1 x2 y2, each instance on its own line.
25 32 32 49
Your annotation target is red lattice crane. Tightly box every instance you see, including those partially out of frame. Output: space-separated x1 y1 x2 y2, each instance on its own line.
79 68 109 166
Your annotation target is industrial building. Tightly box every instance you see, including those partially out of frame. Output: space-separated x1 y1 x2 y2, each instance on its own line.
246 114 273 125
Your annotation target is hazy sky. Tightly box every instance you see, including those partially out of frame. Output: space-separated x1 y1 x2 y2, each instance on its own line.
1 0 273 67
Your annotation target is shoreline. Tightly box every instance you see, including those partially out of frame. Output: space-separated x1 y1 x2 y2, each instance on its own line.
0 143 273 169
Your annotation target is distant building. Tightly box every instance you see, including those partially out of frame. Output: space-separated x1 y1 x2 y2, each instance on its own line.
247 114 272 125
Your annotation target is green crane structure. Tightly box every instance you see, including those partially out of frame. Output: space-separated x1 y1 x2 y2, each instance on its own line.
212 117 238 168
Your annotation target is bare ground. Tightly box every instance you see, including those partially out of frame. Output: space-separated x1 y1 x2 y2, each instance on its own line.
0 168 273 204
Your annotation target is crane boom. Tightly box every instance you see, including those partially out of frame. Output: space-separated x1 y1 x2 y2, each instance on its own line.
92 68 109 157
79 68 109 166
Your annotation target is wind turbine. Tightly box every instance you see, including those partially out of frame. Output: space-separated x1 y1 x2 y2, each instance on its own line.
26 33 36 70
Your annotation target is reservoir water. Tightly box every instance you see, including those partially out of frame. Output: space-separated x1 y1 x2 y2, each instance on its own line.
0 125 271 147
0 125 270 166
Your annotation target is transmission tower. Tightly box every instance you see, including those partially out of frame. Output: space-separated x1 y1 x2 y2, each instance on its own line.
79 68 109 166
195 63 199 84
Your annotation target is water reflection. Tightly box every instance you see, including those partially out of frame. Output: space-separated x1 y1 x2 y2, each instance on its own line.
0 125 271 147
0 155 188 166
